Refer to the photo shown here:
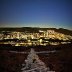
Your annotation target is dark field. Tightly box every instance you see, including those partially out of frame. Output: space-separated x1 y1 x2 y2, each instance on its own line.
0 44 72 72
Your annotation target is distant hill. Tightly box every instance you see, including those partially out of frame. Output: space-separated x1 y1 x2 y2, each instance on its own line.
0 27 72 36
54 28 72 36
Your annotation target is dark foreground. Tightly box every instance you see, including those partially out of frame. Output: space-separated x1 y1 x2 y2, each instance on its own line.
0 43 72 72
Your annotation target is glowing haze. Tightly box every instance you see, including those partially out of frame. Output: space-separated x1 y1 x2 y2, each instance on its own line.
0 0 72 30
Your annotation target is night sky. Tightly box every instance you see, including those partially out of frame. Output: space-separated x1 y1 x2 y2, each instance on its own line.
0 0 72 30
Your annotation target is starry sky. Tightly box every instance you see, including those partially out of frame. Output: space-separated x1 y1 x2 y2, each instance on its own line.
0 0 72 30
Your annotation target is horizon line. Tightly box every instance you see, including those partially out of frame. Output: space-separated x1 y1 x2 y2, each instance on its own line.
0 26 72 31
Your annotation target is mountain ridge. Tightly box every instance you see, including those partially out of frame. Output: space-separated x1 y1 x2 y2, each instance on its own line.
0 27 72 36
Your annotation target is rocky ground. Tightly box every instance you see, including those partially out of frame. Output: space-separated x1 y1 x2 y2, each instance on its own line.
0 43 72 72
